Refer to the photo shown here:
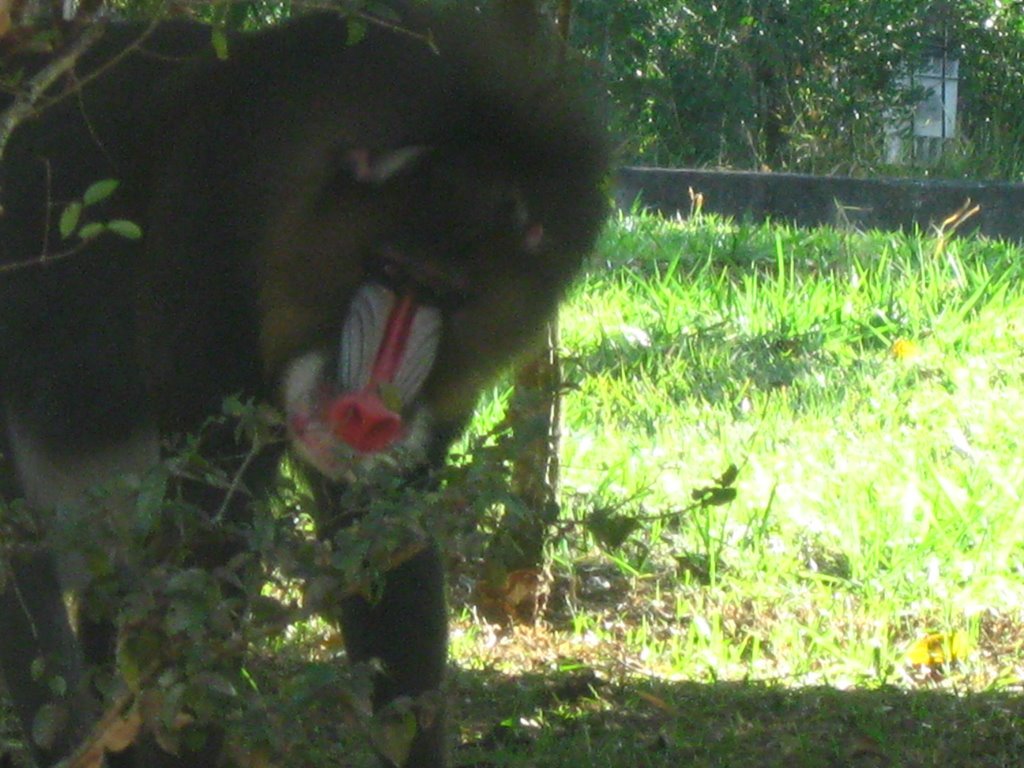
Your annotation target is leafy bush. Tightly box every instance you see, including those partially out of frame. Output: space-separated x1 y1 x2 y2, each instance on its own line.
573 0 1024 178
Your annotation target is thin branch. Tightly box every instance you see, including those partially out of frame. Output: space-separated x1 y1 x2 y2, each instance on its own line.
29 14 165 117
213 433 264 524
0 20 107 164
0 236 102 274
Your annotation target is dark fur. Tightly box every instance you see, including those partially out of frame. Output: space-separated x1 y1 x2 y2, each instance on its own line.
0 5 607 767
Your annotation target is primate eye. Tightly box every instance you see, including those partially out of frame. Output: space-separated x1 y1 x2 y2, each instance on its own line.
371 249 411 285
380 255 403 281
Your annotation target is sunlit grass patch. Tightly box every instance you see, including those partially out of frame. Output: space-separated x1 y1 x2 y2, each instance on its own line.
464 210 1024 696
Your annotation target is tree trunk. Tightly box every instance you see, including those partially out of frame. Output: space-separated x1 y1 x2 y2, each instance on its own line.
478 0 574 623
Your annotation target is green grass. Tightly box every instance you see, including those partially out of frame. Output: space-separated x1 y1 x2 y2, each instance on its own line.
448 211 1024 766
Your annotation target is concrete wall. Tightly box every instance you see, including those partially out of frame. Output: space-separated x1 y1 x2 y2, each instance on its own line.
616 167 1024 242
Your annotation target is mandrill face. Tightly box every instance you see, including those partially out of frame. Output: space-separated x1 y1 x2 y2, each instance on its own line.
283 283 442 480
269 142 588 482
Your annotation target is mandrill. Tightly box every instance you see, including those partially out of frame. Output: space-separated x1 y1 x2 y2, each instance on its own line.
0 2 609 766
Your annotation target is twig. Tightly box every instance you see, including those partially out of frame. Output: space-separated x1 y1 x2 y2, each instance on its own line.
213 433 264 524
0 20 107 164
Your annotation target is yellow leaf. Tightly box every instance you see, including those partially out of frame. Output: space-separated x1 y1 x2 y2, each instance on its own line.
905 631 971 666
890 338 921 361
378 382 404 411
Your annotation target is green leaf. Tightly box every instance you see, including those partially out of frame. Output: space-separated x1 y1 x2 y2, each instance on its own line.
158 682 188 731
192 672 238 699
59 202 81 238
82 179 119 206
118 628 162 690
107 219 143 240
717 463 739 487
134 465 169 537
700 487 737 506
165 568 208 594
31 703 66 752
347 18 367 46
211 27 229 60
586 509 641 550
165 598 207 637
78 222 105 240
47 674 67 697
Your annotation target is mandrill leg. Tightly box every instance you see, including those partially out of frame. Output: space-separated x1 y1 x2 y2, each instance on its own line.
0 551 93 767
339 545 449 767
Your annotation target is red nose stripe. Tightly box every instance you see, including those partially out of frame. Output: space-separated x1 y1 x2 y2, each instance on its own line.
369 293 418 384
328 291 418 454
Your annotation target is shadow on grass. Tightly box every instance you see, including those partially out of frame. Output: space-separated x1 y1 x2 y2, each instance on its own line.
4 667 1022 767
452 667 1024 768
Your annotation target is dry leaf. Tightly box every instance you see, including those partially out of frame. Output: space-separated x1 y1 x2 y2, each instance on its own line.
100 710 142 753
636 690 676 714
472 568 549 625
905 631 971 667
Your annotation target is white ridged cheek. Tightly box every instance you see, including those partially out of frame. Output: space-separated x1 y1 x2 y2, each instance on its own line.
393 305 441 403
337 284 441 404
337 284 393 391
283 351 328 413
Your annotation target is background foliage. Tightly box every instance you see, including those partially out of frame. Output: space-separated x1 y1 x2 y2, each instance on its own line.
19 0 1024 176
572 0 1024 178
